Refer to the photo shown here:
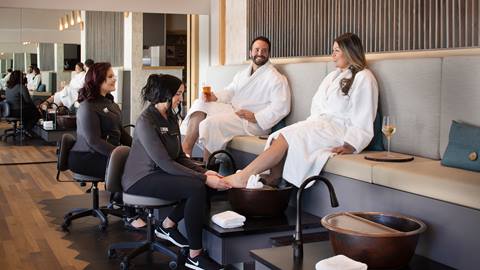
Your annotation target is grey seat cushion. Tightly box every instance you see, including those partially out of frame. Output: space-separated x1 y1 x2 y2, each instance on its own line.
123 193 176 207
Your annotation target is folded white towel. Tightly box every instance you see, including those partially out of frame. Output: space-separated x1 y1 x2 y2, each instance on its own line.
211 211 246 229
246 174 264 189
315 255 367 270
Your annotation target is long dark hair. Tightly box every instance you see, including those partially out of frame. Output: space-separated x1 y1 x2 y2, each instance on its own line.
141 74 183 105
78 62 112 102
6 70 24 89
335 33 367 95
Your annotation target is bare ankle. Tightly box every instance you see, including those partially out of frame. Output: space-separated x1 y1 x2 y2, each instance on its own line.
190 249 201 258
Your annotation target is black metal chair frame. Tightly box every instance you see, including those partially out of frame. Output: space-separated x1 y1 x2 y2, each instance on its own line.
57 133 122 231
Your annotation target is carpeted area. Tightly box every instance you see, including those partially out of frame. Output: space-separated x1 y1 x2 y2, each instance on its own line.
38 191 177 270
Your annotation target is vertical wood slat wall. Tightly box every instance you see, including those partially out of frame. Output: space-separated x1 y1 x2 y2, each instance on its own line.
247 0 480 58
85 11 124 66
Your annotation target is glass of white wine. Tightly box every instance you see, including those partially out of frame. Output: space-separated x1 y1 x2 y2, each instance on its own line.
382 116 396 157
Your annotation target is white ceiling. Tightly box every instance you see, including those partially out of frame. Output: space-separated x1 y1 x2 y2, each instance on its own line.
0 8 81 44
0 0 210 15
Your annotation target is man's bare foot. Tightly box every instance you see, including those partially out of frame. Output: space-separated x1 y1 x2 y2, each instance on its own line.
223 172 248 188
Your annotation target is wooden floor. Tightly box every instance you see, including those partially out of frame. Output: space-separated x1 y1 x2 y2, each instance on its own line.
0 124 181 270
0 124 92 270
0 145 89 269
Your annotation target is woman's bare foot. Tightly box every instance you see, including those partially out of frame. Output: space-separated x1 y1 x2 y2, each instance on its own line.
259 174 282 187
223 172 248 188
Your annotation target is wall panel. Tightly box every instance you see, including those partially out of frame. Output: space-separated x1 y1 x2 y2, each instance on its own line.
247 0 480 58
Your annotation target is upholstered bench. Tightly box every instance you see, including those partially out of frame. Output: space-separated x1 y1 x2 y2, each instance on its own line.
201 54 480 269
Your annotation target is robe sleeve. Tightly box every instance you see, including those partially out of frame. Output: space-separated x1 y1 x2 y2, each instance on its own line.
343 70 379 153
254 76 291 130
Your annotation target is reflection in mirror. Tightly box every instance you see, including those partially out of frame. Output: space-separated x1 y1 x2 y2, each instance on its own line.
143 13 187 68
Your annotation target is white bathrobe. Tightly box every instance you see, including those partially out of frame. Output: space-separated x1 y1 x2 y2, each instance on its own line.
182 62 291 152
267 68 378 187
53 71 86 109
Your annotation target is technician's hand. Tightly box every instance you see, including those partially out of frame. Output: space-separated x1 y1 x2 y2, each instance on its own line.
205 174 232 190
205 170 223 178
236 109 257 123
331 143 355 155
202 92 218 102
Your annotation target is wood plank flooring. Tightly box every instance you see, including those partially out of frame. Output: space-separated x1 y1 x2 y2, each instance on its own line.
0 161 89 270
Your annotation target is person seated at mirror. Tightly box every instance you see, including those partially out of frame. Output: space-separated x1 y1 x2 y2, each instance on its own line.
40 62 87 111
181 36 291 161
223 33 379 188
1 68 13 90
5 70 41 137
25 66 35 87
68 62 145 229
122 74 230 270
27 66 41 91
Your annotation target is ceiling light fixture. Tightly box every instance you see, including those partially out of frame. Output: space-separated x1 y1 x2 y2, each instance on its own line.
70 11 75 26
59 18 64 31
76 10 82 23
63 16 69 29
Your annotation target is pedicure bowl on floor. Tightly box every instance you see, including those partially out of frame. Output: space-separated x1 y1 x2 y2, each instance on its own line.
228 186 293 217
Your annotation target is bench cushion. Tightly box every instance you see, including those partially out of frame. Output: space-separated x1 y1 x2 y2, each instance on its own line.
440 56 480 158
372 160 480 209
368 58 442 159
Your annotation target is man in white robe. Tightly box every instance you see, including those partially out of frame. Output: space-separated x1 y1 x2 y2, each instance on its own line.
181 36 291 158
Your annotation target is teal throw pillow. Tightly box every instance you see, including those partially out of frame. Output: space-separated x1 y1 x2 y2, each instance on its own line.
441 120 480 172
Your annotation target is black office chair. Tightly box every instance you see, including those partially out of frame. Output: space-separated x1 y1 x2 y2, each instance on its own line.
57 133 122 231
105 146 186 270
0 100 23 142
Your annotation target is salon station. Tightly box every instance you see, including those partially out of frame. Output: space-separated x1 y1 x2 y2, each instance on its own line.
0 1 479 270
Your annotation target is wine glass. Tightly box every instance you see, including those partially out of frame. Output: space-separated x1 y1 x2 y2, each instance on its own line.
382 116 396 157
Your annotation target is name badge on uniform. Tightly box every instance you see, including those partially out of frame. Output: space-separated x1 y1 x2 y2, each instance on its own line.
159 127 169 134
103 107 109 114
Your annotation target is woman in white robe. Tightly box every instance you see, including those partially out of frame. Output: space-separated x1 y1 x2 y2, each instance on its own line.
41 63 86 110
224 33 379 188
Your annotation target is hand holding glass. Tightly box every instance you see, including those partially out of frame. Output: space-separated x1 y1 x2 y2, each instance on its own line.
382 116 396 156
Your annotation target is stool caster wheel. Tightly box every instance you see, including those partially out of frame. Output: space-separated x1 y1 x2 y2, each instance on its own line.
169 260 177 269
61 221 70 232
120 260 129 270
107 248 117 259
99 224 107 231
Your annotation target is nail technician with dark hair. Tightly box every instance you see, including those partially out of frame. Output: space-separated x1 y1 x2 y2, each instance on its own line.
68 62 145 229
122 74 230 270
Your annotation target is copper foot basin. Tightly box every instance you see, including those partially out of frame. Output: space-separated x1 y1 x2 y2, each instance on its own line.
321 212 427 269
228 186 293 217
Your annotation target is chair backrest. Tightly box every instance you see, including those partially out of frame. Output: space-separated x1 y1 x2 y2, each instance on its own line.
0 100 10 117
57 133 76 171
105 146 130 193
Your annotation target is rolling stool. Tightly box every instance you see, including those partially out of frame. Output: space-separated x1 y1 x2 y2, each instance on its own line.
105 146 186 270
57 133 122 231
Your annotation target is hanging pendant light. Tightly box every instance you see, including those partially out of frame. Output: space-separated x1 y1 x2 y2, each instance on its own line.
59 18 64 31
63 16 69 29
70 11 75 26
75 10 82 23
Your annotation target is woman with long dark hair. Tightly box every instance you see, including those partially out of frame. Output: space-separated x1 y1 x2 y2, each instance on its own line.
122 74 229 270
5 70 41 135
224 33 379 188
69 62 145 229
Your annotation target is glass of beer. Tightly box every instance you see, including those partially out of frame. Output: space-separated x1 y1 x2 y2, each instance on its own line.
202 83 212 99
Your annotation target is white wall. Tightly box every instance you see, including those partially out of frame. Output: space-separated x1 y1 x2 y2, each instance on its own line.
225 0 247 64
